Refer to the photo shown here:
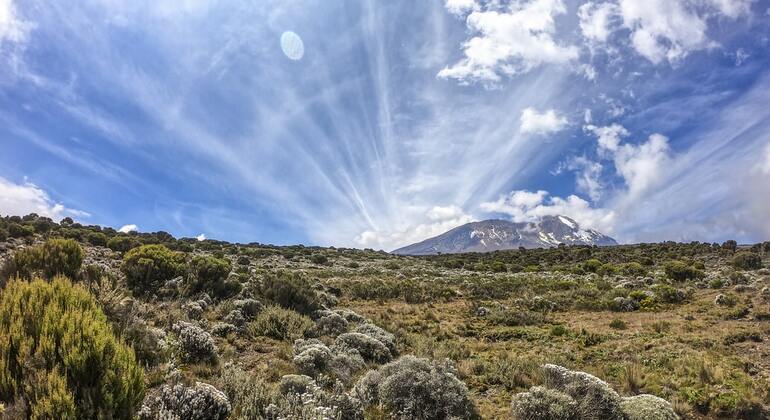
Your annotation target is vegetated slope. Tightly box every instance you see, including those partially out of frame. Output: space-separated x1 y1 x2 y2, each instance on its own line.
0 214 769 419
393 215 617 255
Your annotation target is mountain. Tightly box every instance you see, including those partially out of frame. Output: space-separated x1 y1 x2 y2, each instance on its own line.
392 215 617 255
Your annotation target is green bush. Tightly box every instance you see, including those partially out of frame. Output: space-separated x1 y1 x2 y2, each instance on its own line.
107 235 140 253
0 228 7 241
0 277 144 418
0 239 83 282
731 252 762 270
248 305 313 341
310 254 328 265
86 232 109 247
609 318 627 330
582 259 603 273
121 244 185 295
260 272 320 315
7 223 34 238
186 255 233 298
663 260 704 282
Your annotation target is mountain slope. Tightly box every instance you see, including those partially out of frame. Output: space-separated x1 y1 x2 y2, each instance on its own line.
393 215 617 255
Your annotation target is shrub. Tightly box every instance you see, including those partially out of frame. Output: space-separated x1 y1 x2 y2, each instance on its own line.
663 260 704 282
140 382 230 420
232 298 263 319
86 232 109 246
582 259 603 273
39 238 84 279
511 386 577 420
315 312 349 337
1 239 83 282
260 272 320 315
0 277 144 418
654 284 687 304
293 339 333 376
354 355 478 420
550 325 568 336
336 332 391 363
172 321 217 363
7 222 34 238
186 255 233 298
248 305 313 341
732 252 762 270
609 318 627 330
541 364 623 420
0 228 7 241
620 394 678 420
121 244 185 295
107 235 140 253
355 323 396 354
310 254 328 265
220 364 271 420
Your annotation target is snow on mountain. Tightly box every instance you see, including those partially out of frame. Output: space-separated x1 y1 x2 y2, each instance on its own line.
392 215 617 255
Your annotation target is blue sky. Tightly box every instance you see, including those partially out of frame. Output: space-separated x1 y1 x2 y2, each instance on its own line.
1 0 769 250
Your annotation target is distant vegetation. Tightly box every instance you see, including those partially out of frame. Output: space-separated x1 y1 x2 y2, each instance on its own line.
0 213 769 418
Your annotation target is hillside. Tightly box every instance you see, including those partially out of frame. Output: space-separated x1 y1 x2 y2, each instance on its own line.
0 214 769 419
393 215 617 255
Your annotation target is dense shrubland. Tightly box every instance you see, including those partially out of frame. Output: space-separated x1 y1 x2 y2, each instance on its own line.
0 213 769 418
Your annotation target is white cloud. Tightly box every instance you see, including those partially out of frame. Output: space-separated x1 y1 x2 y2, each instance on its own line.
566 156 604 201
480 189 616 233
196 233 206 241
438 0 579 84
0 0 29 44
355 205 474 250
578 2 617 43
585 123 628 152
612 133 671 199
520 107 568 135
704 0 753 18
444 0 478 16
0 176 86 221
118 224 138 233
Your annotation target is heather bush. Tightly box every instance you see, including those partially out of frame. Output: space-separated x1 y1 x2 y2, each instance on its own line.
260 272 320 315
336 332 391 363
248 305 313 341
186 255 233 298
7 222 33 238
220 364 271 420
663 260 704 282
107 235 140 253
233 298 263 319
122 244 185 294
140 381 230 420
173 321 217 363
0 277 144 418
732 252 762 270
0 238 83 282
354 355 477 420
86 231 109 246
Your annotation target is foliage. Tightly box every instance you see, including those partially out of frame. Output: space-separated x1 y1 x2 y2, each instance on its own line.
248 305 313 341
186 255 234 298
260 272 320 315
122 244 185 294
0 277 144 418
172 321 217 363
140 381 230 420
0 238 83 283
107 235 140 253
663 260 704 282
731 252 762 270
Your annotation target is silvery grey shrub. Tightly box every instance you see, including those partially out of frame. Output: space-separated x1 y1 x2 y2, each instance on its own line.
140 381 231 420
315 312 349 336
510 386 576 420
335 332 391 363
172 321 216 363
353 355 478 420
355 323 396 354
